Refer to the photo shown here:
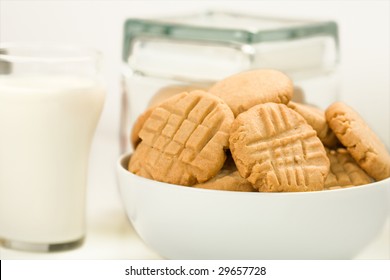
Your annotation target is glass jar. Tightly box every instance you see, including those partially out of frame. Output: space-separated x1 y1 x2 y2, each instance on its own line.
121 11 339 152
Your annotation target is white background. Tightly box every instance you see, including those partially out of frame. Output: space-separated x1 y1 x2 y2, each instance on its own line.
0 0 389 260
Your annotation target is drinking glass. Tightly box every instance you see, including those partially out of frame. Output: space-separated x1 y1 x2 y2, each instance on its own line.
0 43 105 252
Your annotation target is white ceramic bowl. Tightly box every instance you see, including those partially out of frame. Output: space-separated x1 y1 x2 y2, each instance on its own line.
117 153 389 259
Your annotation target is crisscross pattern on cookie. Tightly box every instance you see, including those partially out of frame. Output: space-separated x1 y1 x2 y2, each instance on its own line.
230 103 329 192
287 101 339 147
324 148 372 189
129 91 234 185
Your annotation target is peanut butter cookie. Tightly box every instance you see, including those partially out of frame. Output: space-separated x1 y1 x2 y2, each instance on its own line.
287 101 339 147
209 69 293 116
324 148 372 189
326 102 390 181
230 103 329 192
129 90 234 185
194 153 255 192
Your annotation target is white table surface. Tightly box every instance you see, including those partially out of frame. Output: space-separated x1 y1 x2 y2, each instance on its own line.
1 129 389 260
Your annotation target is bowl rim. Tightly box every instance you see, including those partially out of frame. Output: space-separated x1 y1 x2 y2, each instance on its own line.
117 152 390 196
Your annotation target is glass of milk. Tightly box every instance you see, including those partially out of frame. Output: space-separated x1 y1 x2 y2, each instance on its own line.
0 43 105 251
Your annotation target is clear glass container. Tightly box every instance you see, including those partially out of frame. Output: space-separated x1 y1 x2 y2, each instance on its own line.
121 11 339 152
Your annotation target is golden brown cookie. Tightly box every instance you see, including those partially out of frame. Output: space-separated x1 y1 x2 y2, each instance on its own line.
128 90 234 186
131 106 154 149
287 101 339 148
194 153 255 192
127 141 154 180
230 103 330 192
132 86 209 149
324 148 372 189
209 69 293 116
325 102 390 181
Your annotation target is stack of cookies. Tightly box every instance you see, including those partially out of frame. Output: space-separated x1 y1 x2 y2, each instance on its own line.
128 69 390 192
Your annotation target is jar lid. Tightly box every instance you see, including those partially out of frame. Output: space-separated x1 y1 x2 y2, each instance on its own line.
123 11 338 62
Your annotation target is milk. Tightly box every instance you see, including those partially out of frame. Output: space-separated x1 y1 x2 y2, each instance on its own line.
0 75 105 245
